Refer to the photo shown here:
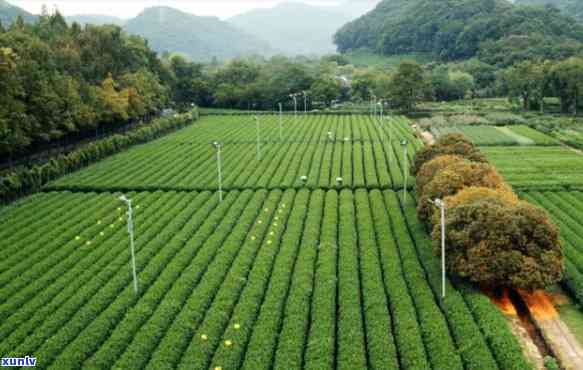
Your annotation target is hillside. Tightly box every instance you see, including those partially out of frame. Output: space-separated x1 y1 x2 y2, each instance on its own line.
515 0 583 21
123 6 273 62
66 14 126 27
0 0 35 25
228 2 355 56
335 0 583 66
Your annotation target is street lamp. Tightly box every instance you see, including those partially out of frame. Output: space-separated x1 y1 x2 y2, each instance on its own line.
289 93 299 120
302 91 308 114
429 198 447 298
278 103 283 141
300 175 308 186
119 195 139 295
212 141 223 202
401 139 408 203
378 101 383 122
255 115 261 161
336 177 343 188
388 117 394 163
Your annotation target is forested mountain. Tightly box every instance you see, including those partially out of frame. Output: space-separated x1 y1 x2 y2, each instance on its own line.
123 6 273 62
515 0 583 21
335 0 583 66
0 0 35 25
66 14 126 27
228 2 355 56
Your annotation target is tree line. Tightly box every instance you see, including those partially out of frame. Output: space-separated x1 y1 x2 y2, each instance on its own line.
499 57 583 114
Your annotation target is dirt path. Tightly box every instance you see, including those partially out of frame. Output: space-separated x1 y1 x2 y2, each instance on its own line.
520 291 583 370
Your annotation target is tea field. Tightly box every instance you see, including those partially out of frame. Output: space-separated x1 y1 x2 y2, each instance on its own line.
0 115 533 369
48 115 420 192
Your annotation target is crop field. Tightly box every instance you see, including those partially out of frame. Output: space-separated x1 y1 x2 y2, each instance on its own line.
48 115 420 192
520 191 583 307
480 146 583 189
432 125 557 146
0 114 532 369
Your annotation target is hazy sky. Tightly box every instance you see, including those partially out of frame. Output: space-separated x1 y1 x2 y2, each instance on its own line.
10 0 379 19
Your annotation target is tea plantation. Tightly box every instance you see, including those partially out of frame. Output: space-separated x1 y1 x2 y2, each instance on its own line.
1 115 532 369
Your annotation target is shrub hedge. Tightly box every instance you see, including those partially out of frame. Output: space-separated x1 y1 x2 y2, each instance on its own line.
0 111 196 204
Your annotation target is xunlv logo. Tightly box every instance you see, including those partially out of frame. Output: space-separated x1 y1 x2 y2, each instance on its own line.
1 356 37 367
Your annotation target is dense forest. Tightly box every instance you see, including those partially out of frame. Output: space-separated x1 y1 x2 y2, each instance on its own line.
335 0 583 66
0 11 182 161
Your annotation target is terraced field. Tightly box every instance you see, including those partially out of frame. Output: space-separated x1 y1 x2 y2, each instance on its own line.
0 115 531 369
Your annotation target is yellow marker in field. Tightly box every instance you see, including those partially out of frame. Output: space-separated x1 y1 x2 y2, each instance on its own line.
264 208 269 212
201 334 208 341
100 232 105 236
274 223 278 227
267 240 272 245
86 241 92 245
75 236 81 241
214 367 222 370
269 232 274 236
258 220 262 224
234 323 241 330
224 340 233 347
97 220 102 225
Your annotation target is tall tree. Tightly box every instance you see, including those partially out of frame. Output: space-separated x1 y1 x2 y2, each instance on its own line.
389 60 431 112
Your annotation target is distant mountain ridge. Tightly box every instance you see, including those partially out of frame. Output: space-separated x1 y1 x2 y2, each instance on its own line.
228 2 363 56
123 6 274 62
0 0 36 25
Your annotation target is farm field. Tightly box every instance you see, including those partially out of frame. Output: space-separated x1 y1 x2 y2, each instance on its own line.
480 146 583 190
0 190 528 370
520 191 583 308
0 114 533 369
48 115 420 192
432 125 558 146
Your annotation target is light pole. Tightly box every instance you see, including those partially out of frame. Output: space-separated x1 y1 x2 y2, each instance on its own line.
378 101 383 122
290 94 299 121
212 141 223 202
278 103 283 141
401 139 408 203
430 198 447 299
255 115 261 161
119 195 139 295
388 118 394 163
302 91 308 114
